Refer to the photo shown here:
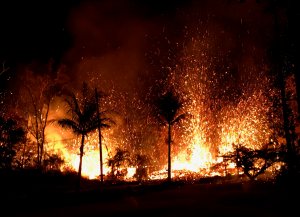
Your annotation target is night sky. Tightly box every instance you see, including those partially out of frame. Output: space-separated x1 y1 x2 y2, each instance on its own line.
0 0 190 65
0 0 300 90
0 0 79 65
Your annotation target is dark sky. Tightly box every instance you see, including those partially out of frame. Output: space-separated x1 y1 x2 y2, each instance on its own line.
0 0 190 66
0 0 299 92
0 0 80 65
0 0 298 64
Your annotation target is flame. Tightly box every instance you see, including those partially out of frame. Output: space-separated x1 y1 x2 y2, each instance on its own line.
34 37 290 182
171 126 214 174
42 71 277 181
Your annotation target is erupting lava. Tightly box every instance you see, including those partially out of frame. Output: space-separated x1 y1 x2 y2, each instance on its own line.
42 36 280 181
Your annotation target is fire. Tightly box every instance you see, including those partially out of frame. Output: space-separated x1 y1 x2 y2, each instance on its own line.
67 151 100 180
61 132 112 179
36 36 288 182
44 88 277 180
172 140 212 173
44 75 276 181
46 124 136 180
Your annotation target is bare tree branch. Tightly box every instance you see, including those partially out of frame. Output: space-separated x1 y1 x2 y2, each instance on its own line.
0 61 10 77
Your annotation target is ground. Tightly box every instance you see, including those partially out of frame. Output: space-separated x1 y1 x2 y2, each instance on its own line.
1 180 298 217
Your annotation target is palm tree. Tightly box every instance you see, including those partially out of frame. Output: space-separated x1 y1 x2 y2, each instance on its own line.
155 91 186 182
57 83 99 189
94 88 114 184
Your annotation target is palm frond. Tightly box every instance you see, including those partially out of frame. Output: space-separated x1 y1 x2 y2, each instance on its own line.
171 114 186 125
171 113 191 125
100 117 116 126
47 118 58 126
81 102 97 124
157 114 168 126
100 109 116 116
100 123 112 129
65 93 82 120
57 119 81 135
156 91 185 124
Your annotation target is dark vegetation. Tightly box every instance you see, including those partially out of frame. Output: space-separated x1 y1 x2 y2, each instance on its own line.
1 171 299 217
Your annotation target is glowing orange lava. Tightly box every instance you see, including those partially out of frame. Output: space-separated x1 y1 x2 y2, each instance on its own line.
38 38 288 181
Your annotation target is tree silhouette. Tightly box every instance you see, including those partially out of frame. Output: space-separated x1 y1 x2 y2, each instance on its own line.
43 153 65 172
94 88 114 184
155 91 186 182
57 82 100 189
132 153 149 182
107 148 131 181
266 0 299 178
21 69 63 169
0 116 26 170
219 143 284 181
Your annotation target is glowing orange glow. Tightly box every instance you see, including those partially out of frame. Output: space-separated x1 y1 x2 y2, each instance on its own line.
32 38 291 182
42 73 276 181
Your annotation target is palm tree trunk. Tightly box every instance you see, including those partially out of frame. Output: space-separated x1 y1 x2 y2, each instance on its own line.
99 128 103 183
40 137 44 170
78 134 85 190
294 66 300 116
21 142 27 169
168 123 171 182
40 101 50 170
95 88 104 184
273 10 295 169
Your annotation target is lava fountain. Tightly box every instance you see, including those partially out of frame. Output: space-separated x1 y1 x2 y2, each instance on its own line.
43 35 281 181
